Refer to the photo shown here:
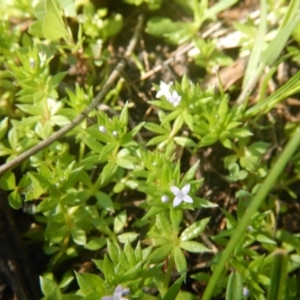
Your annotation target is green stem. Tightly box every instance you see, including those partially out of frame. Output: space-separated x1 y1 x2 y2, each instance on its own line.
164 254 175 294
202 126 300 300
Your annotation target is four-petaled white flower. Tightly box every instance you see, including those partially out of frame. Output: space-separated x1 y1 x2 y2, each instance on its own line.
156 81 173 99
171 184 193 207
156 81 181 107
102 285 129 300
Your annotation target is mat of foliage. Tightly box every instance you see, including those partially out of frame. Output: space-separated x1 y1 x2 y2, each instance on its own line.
0 0 300 299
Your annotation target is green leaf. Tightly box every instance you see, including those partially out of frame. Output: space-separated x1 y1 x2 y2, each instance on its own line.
61 190 87 207
180 217 210 241
16 104 43 115
37 196 59 212
51 115 70 126
182 110 193 131
0 117 8 140
119 102 129 125
173 246 187 274
58 0 76 17
182 160 200 182
174 137 198 147
103 254 115 282
146 135 169 146
162 275 185 300
218 96 228 119
117 232 139 243
124 241 136 266
170 209 183 231
254 233 277 245
59 271 74 289
103 14 123 39
238 170 248 180
200 132 219 147
107 240 119 264
114 210 127 234
134 241 143 262
84 238 106 250
128 121 144 138
95 191 114 212
115 156 136 169
144 122 168 135
33 0 46 19
75 272 105 296
40 276 63 300
193 196 218 208
71 226 86 245
99 161 118 186
8 190 22 209
29 20 45 38
8 127 19 150
122 263 144 282
171 114 184 135
267 249 288 300
148 244 173 263
142 206 166 220
226 272 243 300
83 138 103 153
157 211 173 237
35 120 53 139
229 127 253 138
180 241 212 253
26 172 46 200
247 142 270 156
87 125 112 144
0 171 16 190
43 0 70 41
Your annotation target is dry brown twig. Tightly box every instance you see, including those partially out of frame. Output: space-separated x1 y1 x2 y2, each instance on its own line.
0 15 144 176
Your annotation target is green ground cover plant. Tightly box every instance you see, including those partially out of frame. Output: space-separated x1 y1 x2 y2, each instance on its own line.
0 0 300 299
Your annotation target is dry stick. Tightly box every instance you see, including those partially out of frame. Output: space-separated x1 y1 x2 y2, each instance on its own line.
0 15 144 176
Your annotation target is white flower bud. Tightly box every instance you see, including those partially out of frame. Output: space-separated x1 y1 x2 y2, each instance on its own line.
161 195 169 203
243 287 250 297
99 125 106 133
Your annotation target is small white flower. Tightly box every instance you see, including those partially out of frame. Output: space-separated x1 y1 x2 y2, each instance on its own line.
155 81 181 107
99 125 107 133
168 90 181 107
156 81 173 99
112 130 118 137
161 195 169 203
171 184 193 207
